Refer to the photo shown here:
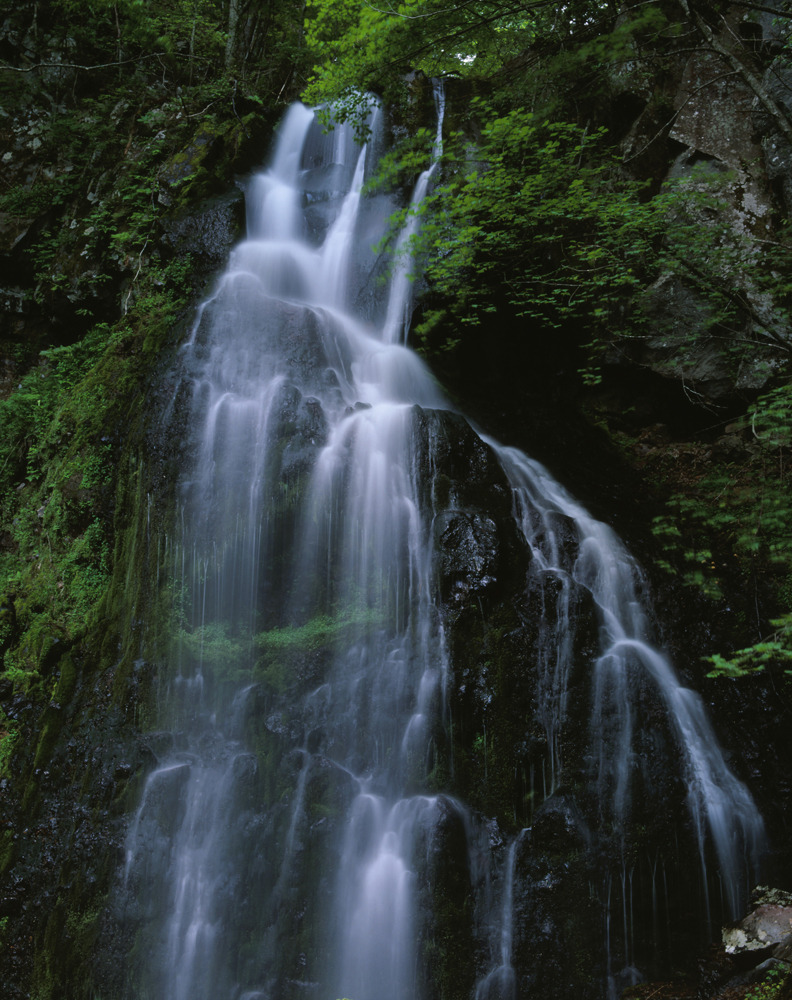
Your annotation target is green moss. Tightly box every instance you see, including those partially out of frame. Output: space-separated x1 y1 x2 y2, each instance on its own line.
162 112 272 214
254 607 384 653
176 621 250 675
52 653 78 705
258 657 290 695
27 894 106 1000
0 708 20 777
64 902 104 963
0 280 190 705
32 706 63 772
30 900 64 1000
308 801 338 821
0 829 15 876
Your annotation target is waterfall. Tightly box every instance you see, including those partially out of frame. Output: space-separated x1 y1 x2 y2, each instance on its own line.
475 830 526 1000
382 80 445 344
494 447 765 920
119 93 765 1000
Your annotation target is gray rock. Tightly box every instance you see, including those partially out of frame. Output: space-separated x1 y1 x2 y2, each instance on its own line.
722 902 792 954
751 0 790 48
760 61 792 213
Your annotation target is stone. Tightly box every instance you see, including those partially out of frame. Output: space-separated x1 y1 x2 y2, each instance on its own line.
669 48 773 240
722 903 792 954
759 62 792 214
751 0 790 48
530 796 589 854
434 509 501 602
159 189 245 275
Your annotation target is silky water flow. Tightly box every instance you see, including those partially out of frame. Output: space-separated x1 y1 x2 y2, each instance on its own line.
120 92 766 1000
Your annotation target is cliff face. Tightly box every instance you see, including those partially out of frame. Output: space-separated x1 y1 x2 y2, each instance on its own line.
1 3 791 999
0 7 282 992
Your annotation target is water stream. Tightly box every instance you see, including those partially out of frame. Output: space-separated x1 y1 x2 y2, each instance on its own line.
120 93 765 1000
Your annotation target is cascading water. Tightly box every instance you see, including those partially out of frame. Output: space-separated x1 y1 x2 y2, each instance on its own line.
119 92 765 1000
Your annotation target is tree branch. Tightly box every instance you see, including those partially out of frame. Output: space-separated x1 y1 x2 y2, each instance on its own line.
679 0 792 145
0 52 208 74
725 0 792 22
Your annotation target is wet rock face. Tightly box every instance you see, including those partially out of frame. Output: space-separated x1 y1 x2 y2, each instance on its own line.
511 831 606 1000
416 796 478 1000
160 190 245 276
0 656 152 1000
433 510 504 603
529 795 590 853
412 408 513 516
411 406 522 604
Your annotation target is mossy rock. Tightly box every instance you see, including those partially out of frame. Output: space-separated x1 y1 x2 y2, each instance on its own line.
159 113 274 212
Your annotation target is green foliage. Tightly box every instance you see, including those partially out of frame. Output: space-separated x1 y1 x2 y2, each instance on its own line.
303 0 526 112
303 0 792 372
379 120 788 377
254 607 384 653
302 0 654 119
0 341 116 686
40 0 226 86
176 621 249 672
706 619 792 677
300 0 792 695
402 106 659 349
0 8 287 700
751 382 792 450
651 380 792 677
743 965 790 1000
0 243 197 697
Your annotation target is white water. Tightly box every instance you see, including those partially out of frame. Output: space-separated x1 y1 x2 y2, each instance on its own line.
494 447 765 923
475 830 526 1000
120 93 765 1000
382 81 445 344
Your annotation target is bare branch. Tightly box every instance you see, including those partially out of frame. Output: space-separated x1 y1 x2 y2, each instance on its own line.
0 52 207 74
679 0 792 145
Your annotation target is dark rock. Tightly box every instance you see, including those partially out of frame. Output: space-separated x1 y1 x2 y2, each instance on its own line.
411 407 512 516
434 509 502 602
142 731 175 762
160 190 245 276
759 60 792 216
530 795 589 854
135 760 191 838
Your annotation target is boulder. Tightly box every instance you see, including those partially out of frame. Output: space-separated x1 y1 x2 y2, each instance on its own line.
722 901 792 956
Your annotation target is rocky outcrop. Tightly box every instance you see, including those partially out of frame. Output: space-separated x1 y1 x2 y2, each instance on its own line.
609 7 790 409
624 887 792 999
723 888 792 961
159 189 245 278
